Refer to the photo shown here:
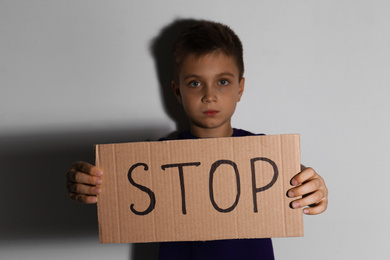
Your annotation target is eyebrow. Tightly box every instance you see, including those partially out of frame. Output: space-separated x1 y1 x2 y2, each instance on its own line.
183 72 236 80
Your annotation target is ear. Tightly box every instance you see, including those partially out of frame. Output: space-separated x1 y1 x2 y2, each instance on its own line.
237 77 245 102
172 80 183 104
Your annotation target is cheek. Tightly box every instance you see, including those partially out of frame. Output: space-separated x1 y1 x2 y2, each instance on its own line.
227 94 240 110
180 94 197 110
227 91 240 102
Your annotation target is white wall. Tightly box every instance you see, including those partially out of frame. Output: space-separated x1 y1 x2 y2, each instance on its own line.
1 1 389 259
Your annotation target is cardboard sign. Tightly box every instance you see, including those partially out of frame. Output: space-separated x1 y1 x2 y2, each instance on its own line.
95 134 303 243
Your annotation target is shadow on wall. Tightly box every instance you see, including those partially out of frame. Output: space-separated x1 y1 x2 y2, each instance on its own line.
0 18 201 260
0 126 168 259
0 127 170 239
150 18 201 136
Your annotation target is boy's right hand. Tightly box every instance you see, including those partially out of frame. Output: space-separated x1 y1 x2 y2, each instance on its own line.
66 161 103 204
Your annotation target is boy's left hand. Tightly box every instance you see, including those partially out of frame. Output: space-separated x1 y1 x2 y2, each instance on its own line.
287 165 328 215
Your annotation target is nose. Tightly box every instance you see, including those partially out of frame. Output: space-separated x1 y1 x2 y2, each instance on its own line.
201 86 217 103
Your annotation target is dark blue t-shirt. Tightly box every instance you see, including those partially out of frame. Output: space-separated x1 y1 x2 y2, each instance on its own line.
158 128 274 260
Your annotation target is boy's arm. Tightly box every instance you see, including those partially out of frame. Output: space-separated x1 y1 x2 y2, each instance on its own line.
66 161 103 204
287 165 328 215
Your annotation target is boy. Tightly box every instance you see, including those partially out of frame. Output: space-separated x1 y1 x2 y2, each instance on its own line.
66 20 328 259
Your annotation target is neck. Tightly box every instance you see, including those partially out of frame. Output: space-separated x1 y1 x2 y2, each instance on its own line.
190 125 234 138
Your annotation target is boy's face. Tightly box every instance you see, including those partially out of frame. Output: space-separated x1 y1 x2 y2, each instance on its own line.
172 52 245 137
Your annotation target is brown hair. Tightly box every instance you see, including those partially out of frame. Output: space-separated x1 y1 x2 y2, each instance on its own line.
172 20 244 81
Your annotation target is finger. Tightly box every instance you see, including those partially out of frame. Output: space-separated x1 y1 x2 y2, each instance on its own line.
302 199 328 215
67 182 101 196
291 167 317 186
290 190 326 209
287 178 322 198
67 170 102 186
70 161 103 177
69 192 98 204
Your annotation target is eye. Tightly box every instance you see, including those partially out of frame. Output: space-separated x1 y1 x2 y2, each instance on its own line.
188 81 201 88
218 79 230 86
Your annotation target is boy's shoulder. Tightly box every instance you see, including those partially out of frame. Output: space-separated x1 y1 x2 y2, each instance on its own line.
232 128 265 137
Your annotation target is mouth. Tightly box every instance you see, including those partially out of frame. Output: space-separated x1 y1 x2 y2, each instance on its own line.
203 109 219 116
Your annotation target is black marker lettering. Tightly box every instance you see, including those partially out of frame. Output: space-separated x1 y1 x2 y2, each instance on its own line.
161 162 200 215
209 160 241 213
128 163 156 216
251 157 279 213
